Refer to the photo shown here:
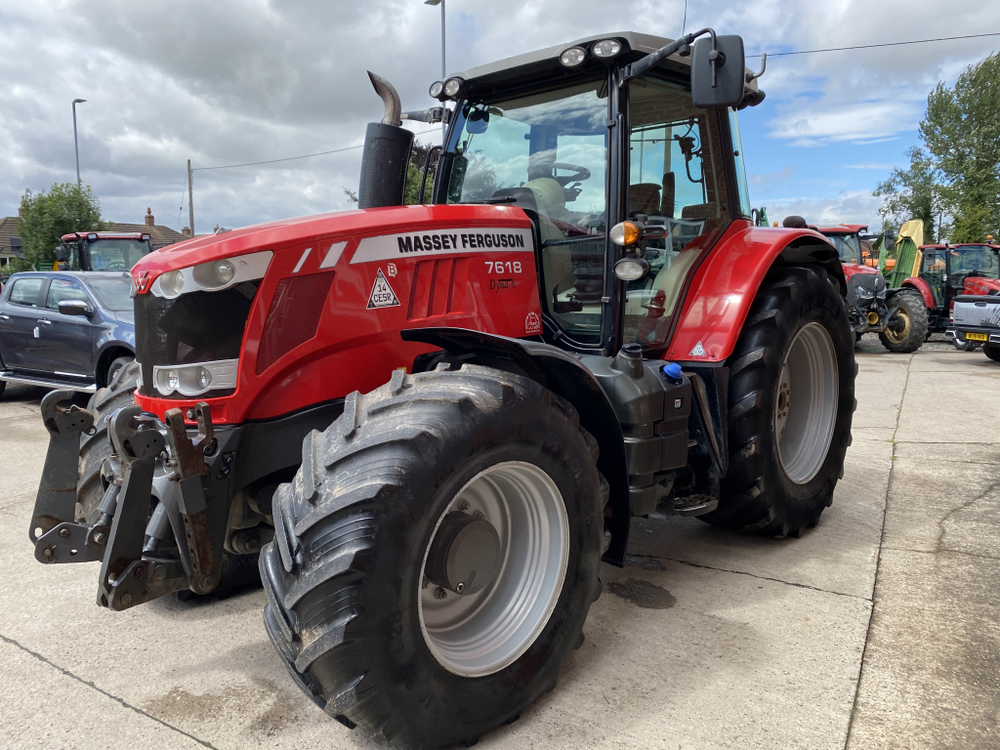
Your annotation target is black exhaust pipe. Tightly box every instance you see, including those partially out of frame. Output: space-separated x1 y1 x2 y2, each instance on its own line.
358 72 414 209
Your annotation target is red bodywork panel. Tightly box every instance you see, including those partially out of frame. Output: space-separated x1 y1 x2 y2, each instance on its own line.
132 205 542 425
665 221 837 363
841 263 877 281
901 277 935 309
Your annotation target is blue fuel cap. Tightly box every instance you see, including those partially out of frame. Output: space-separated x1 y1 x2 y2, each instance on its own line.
662 362 683 382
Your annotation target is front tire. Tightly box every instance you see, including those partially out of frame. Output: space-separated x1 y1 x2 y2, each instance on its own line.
879 290 928 353
261 365 604 748
77 359 141 521
984 345 1000 362
703 266 855 536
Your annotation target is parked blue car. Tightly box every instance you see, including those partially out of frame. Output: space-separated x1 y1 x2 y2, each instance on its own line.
0 271 135 397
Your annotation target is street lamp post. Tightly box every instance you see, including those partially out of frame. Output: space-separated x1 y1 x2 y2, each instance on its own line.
72 98 86 186
424 0 446 142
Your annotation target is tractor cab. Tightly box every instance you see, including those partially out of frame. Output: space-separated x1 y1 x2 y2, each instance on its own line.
421 31 764 354
56 231 154 272
918 242 1000 310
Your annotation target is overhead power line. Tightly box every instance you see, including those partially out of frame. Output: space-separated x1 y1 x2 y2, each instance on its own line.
192 128 441 172
747 31 1000 58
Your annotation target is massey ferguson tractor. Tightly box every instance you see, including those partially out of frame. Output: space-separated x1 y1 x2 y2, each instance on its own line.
29 30 855 748
818 223 927 351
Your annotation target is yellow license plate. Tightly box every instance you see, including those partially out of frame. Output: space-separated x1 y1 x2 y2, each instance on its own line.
966 332 988 342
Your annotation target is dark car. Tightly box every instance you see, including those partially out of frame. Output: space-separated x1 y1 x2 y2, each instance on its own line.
0 271 135 397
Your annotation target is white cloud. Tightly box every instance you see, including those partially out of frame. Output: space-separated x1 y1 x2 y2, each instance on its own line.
761 190 885 229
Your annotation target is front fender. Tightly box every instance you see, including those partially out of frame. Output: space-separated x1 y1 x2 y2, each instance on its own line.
666 221 843 364
401 327 630 567
901 277 935 309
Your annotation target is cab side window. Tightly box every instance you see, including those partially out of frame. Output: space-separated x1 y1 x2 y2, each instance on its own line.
46 279 90 310
8 278 44 307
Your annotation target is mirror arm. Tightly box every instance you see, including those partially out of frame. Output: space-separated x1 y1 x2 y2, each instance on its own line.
401 108 450 124
620 27 716 87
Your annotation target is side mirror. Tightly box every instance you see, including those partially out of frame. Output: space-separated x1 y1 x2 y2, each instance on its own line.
691 35 746 108
58 300 92 317
9 236 24 260
54 246 69 263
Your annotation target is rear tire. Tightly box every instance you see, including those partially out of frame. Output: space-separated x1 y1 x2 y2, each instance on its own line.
879 290 928 353
77 359 141 521
261 365 604 748
702 266 855 535
985 345 1000 362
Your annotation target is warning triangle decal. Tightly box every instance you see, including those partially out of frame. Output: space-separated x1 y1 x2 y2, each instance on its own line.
367 268 400 309
689 340 706 357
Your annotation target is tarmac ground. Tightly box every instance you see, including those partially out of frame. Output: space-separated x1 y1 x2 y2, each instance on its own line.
0 333 997 749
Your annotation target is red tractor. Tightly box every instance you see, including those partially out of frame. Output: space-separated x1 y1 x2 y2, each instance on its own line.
54 230 155 271
904 242 1000 347
818 223 927 351
30 29 855 748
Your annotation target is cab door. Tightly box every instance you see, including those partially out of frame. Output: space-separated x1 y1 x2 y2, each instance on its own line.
0 276 48 371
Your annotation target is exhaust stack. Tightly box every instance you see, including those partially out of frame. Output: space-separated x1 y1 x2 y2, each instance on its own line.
357 71 414 209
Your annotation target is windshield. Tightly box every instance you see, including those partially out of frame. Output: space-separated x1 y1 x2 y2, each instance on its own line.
826 234 862 265
951 245 999 278
443 79 609 344
86 239 152 271
84 275 134 311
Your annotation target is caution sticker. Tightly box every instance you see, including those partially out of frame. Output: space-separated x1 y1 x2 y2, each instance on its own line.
689 341 706 357
367 269 400 309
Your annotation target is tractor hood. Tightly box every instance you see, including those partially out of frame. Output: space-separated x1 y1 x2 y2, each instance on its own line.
131 204 533 289
966 277 1000 296
842 263 878 281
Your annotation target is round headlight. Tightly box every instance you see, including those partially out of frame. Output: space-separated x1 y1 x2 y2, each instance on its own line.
592 39 622 58
214 260 236 285
197 367 213 389
166 369 179 391
160 270 185 297
560 46 587 67
610 221 641 246
429 81 445 99
613 257 651 282
443 78 464 98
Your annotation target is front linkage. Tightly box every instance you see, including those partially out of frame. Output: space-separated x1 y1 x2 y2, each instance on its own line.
30 390 223 609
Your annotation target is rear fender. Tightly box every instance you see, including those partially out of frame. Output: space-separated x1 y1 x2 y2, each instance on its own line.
901 277 934 309
402 327 630 567
666 222 843 363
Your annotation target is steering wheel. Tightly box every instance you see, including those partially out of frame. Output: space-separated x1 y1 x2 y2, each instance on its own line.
551 163 592 187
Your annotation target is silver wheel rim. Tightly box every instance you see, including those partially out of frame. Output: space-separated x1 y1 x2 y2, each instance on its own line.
418 461 570 677
774 322 839 484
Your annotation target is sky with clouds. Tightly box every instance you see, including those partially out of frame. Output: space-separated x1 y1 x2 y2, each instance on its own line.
1 0 998 233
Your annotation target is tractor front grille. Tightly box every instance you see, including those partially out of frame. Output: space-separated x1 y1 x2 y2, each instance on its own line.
134 281 260 398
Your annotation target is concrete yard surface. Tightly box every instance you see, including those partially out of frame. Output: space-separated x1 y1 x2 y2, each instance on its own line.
0 344 998 749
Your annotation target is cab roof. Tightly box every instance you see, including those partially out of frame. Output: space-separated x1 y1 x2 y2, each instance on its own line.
61 231 151 243
451 31 763 102
818 225 868 235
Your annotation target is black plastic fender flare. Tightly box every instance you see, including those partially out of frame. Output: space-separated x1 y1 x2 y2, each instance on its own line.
402 327 630 566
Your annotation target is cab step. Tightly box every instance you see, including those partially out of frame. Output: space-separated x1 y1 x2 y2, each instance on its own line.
672 493 719 517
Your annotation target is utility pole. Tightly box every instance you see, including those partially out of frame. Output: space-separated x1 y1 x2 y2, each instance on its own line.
187 159 195 237
72 98 86 186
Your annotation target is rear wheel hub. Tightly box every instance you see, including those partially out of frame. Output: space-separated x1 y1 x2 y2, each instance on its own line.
425 512 502 595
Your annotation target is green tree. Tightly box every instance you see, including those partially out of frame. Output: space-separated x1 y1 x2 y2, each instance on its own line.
873 146 941 243
403 141 437 205
921 51 1000 242
15 183 110 271
877 52 1000 243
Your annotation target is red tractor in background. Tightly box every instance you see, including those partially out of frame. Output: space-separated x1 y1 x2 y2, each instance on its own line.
817 223 927 351
906 242 1000 348
30 29 855 748
54 230 155 271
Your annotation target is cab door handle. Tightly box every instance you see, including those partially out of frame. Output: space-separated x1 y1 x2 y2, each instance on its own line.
37 318 52 325
0 313 9 321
